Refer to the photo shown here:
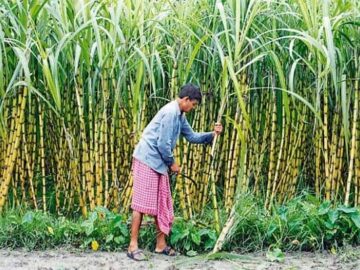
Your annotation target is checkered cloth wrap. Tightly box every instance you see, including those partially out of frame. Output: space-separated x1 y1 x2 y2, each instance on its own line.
131 158 174 235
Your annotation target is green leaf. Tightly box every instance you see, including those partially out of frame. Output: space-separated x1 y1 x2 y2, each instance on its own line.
81 220 94 236
266 223 277 237
204 238 216 250
324 221 336 230
106 234 114 243
207 230 217 241
279 206 288 222
85 224 94 236
171 231 184 244
118 224 128 237
199 229 210 236
325 228 337 236
112 215 122 226
337 205 357 214
81 238 92 249
89 212 98 222
22 212 34 224
191 232 201 246
318 201 331 215
328 210 339 225
350 213 360 229
30 0 49 19
186 250 198 257
266 248 285 263
184 34 209 81
114 236 125 245
184 241 191 251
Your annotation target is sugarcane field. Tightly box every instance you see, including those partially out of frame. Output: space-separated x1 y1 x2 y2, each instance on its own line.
0 0 360 269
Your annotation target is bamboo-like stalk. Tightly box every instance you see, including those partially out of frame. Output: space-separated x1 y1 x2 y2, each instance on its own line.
224 107 238 212
23 125 38 209
0 0 359 220
329 110 340 200
356 79 360 205
265 91 277 210
354 53 360 206
315 126 322 198
335 127 345 200
345 77 359 206
19 120 26 206
75 77 95 212
323 86 331 201
0 87 28 211
38 101 47 212
182 142 193 219
174 143 189 219
229 128 241 207
208 57 229 233
269 106 286 208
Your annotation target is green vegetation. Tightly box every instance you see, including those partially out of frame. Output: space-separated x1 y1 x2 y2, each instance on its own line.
225 193 360 252
1 194 360 254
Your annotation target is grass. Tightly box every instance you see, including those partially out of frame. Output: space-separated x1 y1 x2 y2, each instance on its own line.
1 193 360 254
225 192 360 252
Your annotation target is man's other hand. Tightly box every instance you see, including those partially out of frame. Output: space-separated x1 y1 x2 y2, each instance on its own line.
170 163 181 173
214 122 223 135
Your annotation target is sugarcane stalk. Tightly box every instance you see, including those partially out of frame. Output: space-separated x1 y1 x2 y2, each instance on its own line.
38 101 47 212
269 107 285 209
323 86 331 201
208 58 229 233
265 91 277 210
345 76 359 206
0 87 28 212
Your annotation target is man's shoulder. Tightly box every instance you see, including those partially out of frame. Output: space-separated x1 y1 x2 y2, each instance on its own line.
160 101 178 115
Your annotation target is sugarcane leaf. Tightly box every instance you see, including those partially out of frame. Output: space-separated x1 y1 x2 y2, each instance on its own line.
30 0 49 19
184 34 209 81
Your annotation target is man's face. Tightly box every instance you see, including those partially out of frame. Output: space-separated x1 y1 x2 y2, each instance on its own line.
183 97 198 112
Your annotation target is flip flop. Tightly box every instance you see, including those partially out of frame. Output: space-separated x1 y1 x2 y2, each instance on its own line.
155 246 177 256
127 249 147 261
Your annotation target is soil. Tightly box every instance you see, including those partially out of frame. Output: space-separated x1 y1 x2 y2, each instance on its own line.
0 249 359 270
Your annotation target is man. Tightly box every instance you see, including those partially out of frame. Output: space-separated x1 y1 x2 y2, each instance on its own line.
127 83 223 261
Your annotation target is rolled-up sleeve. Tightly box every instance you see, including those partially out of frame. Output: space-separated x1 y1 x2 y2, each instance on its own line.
157 113 175 166
181 118 214 144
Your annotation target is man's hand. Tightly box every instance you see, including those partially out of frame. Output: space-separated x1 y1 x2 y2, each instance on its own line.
214 122 223 135
170 163 181 174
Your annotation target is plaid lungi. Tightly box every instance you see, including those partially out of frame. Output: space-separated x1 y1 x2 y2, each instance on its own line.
131 158 174 235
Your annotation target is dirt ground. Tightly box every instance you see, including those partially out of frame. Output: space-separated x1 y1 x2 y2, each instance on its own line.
0 249 359 270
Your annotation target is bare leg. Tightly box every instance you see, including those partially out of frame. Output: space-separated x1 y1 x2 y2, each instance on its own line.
128 210 143 252
154 216 167 251
154 217 175 256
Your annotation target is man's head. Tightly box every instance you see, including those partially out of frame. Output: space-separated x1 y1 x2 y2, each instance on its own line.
178 83 202 113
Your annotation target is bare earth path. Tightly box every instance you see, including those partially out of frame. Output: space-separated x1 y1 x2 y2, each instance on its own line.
0 249 359 270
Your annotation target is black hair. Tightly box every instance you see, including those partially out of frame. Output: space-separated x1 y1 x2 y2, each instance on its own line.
178 83 202 105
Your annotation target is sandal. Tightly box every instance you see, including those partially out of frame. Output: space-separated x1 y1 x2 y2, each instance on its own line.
155 246 177 256
127 249 147 261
